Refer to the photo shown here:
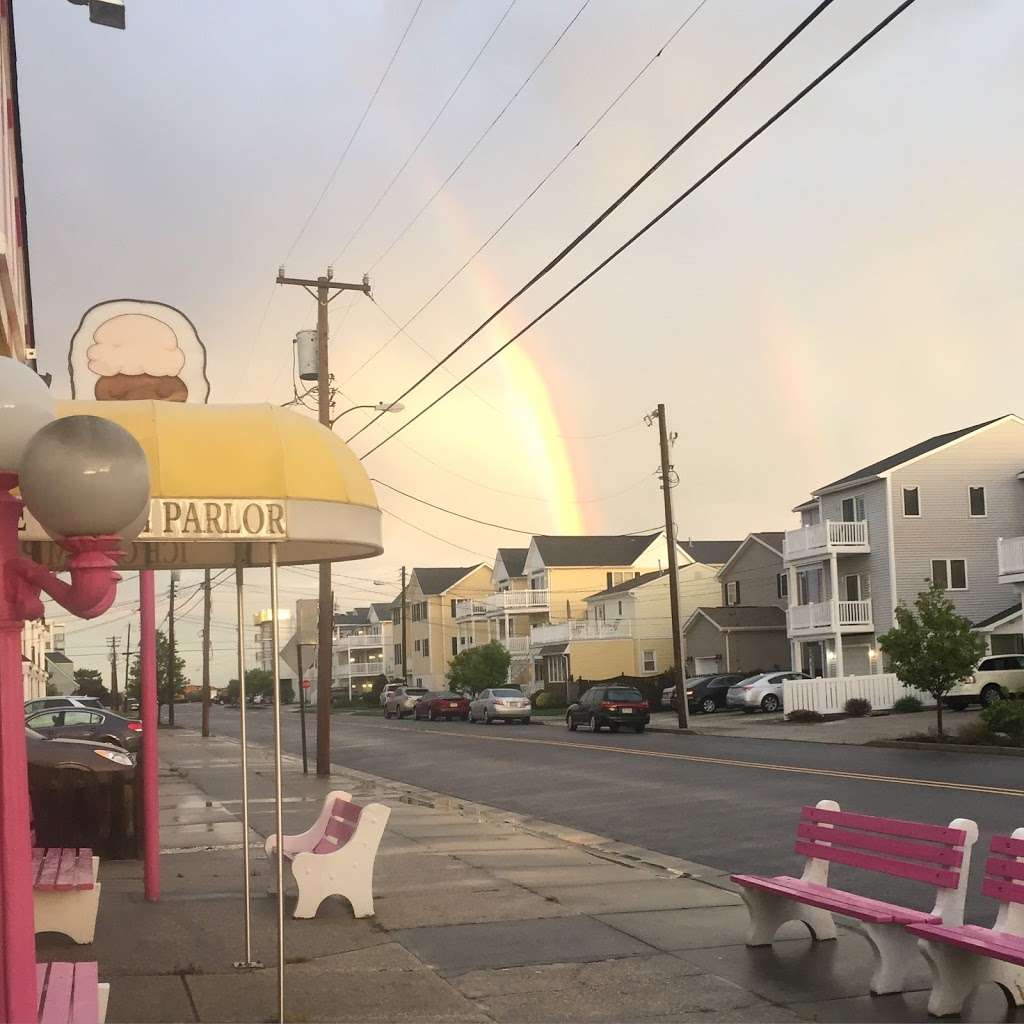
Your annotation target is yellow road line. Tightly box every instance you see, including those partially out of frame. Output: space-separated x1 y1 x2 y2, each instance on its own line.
368 722 1024 799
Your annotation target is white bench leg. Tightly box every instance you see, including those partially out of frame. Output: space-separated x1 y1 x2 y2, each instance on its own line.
862 921 919 995
291 852 376 920
918 939 1024 1017
34 882 101 945
98 982 110 1024
740 888 838 946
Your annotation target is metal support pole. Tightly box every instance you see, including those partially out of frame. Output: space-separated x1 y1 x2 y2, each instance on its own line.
401 566 408 681
297 643 308 775
201 568 211 737
270 546 286 1023
140 570 160 902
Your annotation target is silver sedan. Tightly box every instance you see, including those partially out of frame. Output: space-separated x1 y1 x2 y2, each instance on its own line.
468 688 531 724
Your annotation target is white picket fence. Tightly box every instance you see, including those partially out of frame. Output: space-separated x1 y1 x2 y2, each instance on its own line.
783 672 935 715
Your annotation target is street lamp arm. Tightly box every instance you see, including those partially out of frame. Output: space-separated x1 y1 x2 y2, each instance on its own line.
330 401 404 427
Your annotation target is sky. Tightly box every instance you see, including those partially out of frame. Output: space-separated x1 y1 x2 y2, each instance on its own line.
17 0 1023 686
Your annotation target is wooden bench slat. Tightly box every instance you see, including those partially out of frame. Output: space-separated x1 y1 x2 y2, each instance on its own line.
908 922 1024 967
70 961 99 1024
986 855 1024 882
794 840 960 888
72 849 95 890
982 876 1024 905
37 849 64 891
32 848 44 885
801 805 966 846
332 799 362 823
991 834 1024 858
36 963 47 1018
796 822 963 868
39 962 74 1024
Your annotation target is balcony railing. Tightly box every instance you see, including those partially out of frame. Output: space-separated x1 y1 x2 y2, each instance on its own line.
485 589 550 614
332 632 383 650
788 599 873 635
501 636 531 656
998 536 1024 583
531 619 632 645
783 520 870 562
455 599 489 620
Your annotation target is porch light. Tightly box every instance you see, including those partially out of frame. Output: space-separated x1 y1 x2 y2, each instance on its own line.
826 648 836 662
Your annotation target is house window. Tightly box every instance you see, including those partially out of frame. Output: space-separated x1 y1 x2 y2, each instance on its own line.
414 639 420 653
394 644 402 664
420 601 428 619
617 601 622 616
844 574 861 602
422 638 430 657
841 495 866 522
903 486 920 517
451 637 458 657
726 581 740 606
969 486 986 517
776 573 788 600
642 650 656 673
451 599 457 617
931 559 968 591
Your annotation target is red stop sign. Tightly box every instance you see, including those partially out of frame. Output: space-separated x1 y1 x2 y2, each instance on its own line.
302 680 311 689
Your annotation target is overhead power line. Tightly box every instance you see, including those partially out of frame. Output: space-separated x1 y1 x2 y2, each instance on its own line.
344 0 834 446
357 0 917 459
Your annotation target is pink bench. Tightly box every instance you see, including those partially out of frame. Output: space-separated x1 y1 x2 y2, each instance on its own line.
732 799 978 995
908 828 1024 1016
33 847 101 945
37 962 109 1024
265 790 391 919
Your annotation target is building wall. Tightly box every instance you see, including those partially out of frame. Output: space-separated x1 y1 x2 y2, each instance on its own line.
567 638 634 681
721 539 785 608
631 636 675 677
890 418 1024 624
725 630 791 674
684 615 726 668
46 659 75 696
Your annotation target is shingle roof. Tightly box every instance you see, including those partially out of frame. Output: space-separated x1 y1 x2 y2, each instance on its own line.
496 548 528 579
973 604 1021 629
370 602 393 621
679 539 743 565
585 570 668 601
334 607 370 626
751 531 785 553
690 606 787 630
533 534 660 567
414 566 486 595
815 417 1007 494
44 651 73 663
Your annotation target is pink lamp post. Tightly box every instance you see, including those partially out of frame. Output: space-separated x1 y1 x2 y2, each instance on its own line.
0 359 149 1022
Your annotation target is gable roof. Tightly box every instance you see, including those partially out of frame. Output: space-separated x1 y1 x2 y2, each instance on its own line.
685 606 787 632
496 547 528 579
678 539 743 565
334 607 370 626
716 531 785 578
370 602 393 621
532 534 660 568
585 569 668 601
44 651 72 664
413 565 487 595
815 417 1010 494
973 604 1022 630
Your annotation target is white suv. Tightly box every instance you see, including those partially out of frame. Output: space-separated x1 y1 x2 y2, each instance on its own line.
944 655 1024 709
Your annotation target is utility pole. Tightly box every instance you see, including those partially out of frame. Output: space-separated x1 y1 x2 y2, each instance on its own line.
277 266 371 777
108 636 120 710
168 570 179 726
649 404 689 729
296 643 308 774
400 566 408 682
201 568 212 738
123 624 131 712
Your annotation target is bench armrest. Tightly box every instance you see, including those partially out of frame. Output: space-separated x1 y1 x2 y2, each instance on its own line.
265 790 353 858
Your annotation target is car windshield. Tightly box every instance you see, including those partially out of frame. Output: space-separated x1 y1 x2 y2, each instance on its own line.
605 688 643 702
492 689 522 697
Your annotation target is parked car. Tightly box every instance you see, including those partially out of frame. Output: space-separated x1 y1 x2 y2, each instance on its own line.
383 686 430 719
414 691 470 722
944 654 1024 709
379 682 403 706
26 727 137 860
663 675 715 710
124 697 140 714
470 688 531 724
726 671 808 714
25 707 143 753
24 695 104 716
566 685 650 733
686 673 750 714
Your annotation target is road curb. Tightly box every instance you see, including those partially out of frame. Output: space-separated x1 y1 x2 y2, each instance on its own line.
867 739 1024 757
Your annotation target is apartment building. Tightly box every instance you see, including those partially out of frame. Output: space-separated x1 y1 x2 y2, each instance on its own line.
400 565 493 689
785 415 1024 677
331 605 393 700
684 532 790 676
21 619 54 700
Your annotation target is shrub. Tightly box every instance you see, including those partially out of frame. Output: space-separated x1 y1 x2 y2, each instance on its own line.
954 721 993 746
534 691 564 709
787 709 825 724
892 695 924 714
844 697 872 717
980 700 1024 746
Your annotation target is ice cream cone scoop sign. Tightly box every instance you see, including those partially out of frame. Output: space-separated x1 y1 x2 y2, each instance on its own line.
69 299 210 402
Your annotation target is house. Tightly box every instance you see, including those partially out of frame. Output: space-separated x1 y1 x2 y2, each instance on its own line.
331 605 392 700
684 532 790 676
252 608 295 684
400 565 494 689
785 415 1024 677
22 619 54 700
44 650 75 696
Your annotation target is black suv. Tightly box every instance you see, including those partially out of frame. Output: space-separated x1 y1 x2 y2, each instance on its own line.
566 685 650 734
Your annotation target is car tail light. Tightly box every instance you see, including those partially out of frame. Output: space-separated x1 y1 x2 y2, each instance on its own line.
686 690 695 697
600 701 616 710
127 721 143 732
639 701 649 710
494 699 508 706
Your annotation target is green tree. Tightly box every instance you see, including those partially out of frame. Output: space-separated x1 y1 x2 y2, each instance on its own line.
878 582 985 737
446 642 512 695
127 630 186 715
73 668 108 702
223 669 286 705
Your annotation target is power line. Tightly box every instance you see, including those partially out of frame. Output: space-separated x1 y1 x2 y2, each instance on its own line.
345 0 708 386
329 0 519 267
357 0 915 459
343 0 824 443
382 507 493 558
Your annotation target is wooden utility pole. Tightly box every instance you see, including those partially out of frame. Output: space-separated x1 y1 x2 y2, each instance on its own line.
650 404 689 729
168 571 178 726
123 624 131 710
108 636 120 710
276 267 371 777
400 566 408 682
201 568 212 737
296 643 308 774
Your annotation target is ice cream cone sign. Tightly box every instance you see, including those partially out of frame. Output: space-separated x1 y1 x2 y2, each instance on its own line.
69 299 211 403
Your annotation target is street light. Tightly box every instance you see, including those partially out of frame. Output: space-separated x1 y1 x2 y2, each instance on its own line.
0 358 149 1020
329 401 404 426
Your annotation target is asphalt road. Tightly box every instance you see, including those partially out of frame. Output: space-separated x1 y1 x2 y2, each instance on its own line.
173 703 1023 919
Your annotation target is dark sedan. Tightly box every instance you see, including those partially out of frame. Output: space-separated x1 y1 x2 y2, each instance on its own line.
27 728 137 859
686 673 750 714
414 691 470 722
566 685 650 733
26 706 143 753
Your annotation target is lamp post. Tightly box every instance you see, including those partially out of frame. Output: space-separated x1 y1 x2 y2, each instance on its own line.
0 359 149 1021
330 400 404 427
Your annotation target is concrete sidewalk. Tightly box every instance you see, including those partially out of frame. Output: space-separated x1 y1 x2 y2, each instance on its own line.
36 728 1011 1023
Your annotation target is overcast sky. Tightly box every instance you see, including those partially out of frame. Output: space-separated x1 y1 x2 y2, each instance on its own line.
20 0 1022 685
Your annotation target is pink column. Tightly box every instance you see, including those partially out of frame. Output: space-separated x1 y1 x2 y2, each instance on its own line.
140 569 160 901
0 489 38 1022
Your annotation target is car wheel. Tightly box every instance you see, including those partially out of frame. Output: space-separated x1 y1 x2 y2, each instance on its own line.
590 714 601 733
634 724 646 734
396 707 404 720
761 694 781 714
700 697 716 715
383 708 391 719
428 708 437 722
609 724 620 733
567 713 577 731
981 684 1004 708
461 714 469 722
522 717 531 725
485 714 494 725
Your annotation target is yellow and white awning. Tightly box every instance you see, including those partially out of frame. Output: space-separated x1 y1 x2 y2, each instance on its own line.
20 400 382 569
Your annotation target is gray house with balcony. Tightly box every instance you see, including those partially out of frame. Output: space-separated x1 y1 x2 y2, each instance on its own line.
785 415 1024 677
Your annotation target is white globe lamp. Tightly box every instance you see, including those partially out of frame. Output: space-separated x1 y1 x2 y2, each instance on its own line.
0 358 56 473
